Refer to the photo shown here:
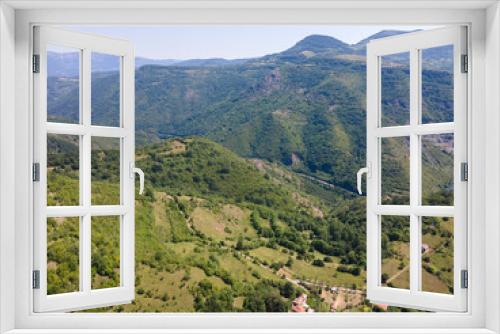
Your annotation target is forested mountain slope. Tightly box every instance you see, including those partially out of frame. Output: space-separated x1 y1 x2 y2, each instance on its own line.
45 31 455 312
47 30 452 193
47 137 453 312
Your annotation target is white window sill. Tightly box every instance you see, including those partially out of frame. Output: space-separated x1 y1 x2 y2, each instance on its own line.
3 329 497 334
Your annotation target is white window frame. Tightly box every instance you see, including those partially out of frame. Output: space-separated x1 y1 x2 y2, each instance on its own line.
32 26 136 312
366 26 468 312
0 1 499 333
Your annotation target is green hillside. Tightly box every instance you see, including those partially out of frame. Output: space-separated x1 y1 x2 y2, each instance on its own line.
47 33 453 193
45 32 455 312
46 137 453 312
48 137 371 312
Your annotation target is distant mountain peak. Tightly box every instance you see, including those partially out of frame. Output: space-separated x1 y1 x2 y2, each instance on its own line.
284 34 350 55
296 34 348 47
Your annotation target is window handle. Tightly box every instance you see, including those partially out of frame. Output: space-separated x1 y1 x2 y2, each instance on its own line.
134 168 145 195
130 163 145 195
357 164 370 195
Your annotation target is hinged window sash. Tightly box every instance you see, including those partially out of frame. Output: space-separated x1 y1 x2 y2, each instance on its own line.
366 26 468 312
32 26 136 313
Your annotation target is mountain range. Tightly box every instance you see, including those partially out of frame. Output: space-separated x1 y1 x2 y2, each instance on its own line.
46 29 455 312
47 29 453 193
47 30 434 76
47 53 250 77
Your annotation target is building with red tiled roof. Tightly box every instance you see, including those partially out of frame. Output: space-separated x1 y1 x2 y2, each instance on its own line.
291 293 314 312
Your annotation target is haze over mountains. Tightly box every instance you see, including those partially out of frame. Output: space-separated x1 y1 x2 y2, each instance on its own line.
47 30 427 76
47 53 250 76
46 28 455 312
47 29 453 194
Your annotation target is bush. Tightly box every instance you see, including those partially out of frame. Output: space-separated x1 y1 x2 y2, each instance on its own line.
270 262 283 271
351 266 361 276
382 273 389 284
312 259 325 267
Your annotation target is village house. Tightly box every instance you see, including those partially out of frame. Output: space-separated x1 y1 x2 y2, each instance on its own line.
291 294 314 313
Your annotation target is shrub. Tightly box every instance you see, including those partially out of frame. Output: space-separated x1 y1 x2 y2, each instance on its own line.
312 259 325 267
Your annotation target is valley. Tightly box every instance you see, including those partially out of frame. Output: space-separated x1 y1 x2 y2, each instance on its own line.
47 137 453 312
45 30 455 312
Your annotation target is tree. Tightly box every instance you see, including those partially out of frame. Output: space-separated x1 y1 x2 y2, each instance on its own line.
243 293 266 312
194 280 234 312
235 236 245 250
381 273 389 284
312 259 325 267
280 281 296 299
264 295 287 312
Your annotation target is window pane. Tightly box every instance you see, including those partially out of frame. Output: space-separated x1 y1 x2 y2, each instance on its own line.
91 137 121 205
381 216 410 289
422 217 454 294
381 52 410 127
421 45 454 124
47 45 80 124
47 216 79 295
91 52 121 127
381 137 410 205
47 134 80 206
422 133 454 206
91 216 121 289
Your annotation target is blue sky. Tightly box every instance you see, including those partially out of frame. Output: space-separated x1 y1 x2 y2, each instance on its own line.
70 25 435 60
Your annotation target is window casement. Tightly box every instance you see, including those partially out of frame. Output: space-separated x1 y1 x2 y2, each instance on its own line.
363 26 468 312
32 26 140 312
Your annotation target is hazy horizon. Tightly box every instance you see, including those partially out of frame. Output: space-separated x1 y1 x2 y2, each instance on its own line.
67 25 436 60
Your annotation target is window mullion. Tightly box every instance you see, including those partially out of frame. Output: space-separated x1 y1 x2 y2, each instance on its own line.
80 48 92 293
409 47 421 293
